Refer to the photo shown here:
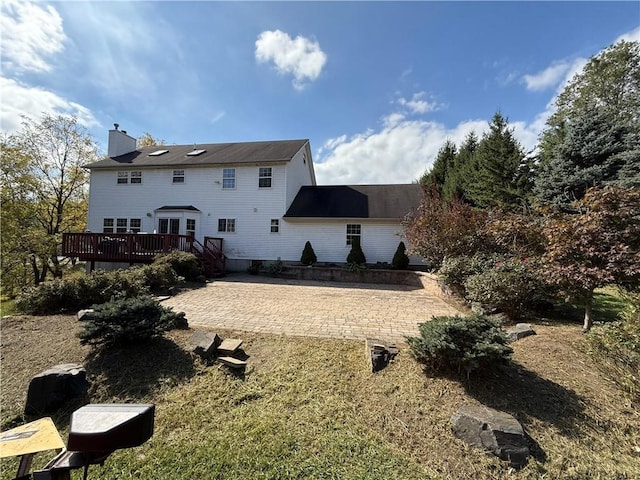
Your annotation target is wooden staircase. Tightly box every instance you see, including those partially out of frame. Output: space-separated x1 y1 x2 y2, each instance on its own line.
190 237 226 277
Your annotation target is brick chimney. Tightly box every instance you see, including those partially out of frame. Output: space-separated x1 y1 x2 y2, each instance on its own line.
108 123 137 158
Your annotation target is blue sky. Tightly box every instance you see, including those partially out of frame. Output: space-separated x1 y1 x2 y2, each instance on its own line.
2 1 638 184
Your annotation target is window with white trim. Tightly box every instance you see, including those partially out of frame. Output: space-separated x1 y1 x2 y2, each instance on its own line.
186 218 196 236
259 167 272 188
129 218 141 233
103 218 114 233
222 168 235 189
270 219 279 233
117 172 129 184
218 218 236 233
130 171 142 184
104 218 141 233
346 224 361 246
172 170 185 183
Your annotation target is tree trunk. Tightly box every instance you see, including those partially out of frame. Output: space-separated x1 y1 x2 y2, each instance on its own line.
582 296 594 333
30 256 40 286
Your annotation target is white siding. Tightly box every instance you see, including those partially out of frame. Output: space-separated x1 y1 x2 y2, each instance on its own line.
267 220 416 265
284 142 316 210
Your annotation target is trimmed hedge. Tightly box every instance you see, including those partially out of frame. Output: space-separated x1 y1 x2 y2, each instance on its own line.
153 251 203 282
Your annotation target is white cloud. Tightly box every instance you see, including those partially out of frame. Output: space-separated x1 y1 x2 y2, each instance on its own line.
523 62 573 91
396 92 441 114
314 104 545 185
616 25 640 43
0 0 67 73
314 117 491 185
0 77 99 134
255 30 327 90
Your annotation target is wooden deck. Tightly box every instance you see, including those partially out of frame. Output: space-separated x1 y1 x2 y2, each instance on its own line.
62 233 225 276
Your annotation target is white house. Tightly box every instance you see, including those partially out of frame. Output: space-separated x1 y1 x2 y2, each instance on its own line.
80 126 422 271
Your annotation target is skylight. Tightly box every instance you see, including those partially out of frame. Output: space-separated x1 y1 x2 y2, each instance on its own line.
187 149 206 156
148 149 169 156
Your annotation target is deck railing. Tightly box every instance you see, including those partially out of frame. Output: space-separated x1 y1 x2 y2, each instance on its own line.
62 232 196 263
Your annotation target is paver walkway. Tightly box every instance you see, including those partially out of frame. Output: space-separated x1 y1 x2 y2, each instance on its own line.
162 273 462 343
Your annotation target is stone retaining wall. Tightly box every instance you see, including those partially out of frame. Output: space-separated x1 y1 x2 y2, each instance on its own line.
283 266 444 292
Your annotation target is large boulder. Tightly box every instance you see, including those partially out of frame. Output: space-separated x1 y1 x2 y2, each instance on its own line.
451 405 529 468
25 364 89 415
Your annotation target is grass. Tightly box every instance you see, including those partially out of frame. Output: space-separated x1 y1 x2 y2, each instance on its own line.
544 286 628 326
2 309 639 480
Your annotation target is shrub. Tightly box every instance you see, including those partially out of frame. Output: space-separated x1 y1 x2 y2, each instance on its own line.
78 295 186 347
407 314 513 377
131 263 183 292
300 241 317 266
153 251 203 282
15 263 184 315
437 253 502 296
16 269 149 315
392 241 410 270
585 292 640 403
345 262 367 273
464 258 544 321
268 258 284 275
346 237 366 265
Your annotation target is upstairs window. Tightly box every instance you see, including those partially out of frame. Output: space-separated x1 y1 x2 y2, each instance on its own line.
218 218 236 233
130 171 142 184
259 167 272 188
270 219 279 233
117 171 129 184
346 224 361 246
173 170 185 183
222 168 235 189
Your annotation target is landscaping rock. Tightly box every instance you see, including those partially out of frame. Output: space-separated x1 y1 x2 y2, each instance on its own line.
77 309 95 321
365 338 399 373
25 364 89 415
216 356 247 369
506 323 536 342
217 339 243 355
451 405 529 468
190 330 221 359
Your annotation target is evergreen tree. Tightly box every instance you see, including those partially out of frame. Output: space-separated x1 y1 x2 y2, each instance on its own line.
346 237 366 265
535 106 640 211
300 241 318 265
420 140 457 196
392 241 410 270
464 112 528 210
447 132 479 202
535 40 640 209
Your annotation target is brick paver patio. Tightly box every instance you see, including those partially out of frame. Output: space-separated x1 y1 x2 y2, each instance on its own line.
162 273 462 343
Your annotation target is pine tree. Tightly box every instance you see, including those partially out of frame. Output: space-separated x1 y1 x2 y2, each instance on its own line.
464 112 528 210
346 237 366 265
392 241 410 270
300 241 318 265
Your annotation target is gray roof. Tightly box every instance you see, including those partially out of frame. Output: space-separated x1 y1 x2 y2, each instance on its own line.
85 139 309 169
284 184 422 220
